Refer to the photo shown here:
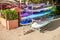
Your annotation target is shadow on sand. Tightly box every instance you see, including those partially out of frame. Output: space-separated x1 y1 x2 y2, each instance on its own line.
40 18 60 33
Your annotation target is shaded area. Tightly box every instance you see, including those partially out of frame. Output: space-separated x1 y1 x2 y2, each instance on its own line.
40 18 60 33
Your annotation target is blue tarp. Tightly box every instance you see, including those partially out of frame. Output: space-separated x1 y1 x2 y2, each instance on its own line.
20 19 32 25
22 9 52 20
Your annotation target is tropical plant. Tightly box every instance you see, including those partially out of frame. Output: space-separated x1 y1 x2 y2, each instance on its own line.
2 9 18 20
29 0 42 4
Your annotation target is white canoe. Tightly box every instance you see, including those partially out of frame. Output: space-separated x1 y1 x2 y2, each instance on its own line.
31 16 54 29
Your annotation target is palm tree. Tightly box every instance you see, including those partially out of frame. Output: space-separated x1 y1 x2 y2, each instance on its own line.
29 0 41 4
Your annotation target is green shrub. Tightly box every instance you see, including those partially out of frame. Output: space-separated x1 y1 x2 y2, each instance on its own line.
2 9 18 20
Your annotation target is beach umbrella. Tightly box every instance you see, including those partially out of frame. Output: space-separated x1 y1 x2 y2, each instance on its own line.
0 0 17 5
0 0 19 11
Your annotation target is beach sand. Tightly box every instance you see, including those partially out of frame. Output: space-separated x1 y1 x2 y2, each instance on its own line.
0 18 60 40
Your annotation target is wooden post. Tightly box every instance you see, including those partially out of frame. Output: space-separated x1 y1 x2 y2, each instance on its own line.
18 12 20 27
19 0 21 27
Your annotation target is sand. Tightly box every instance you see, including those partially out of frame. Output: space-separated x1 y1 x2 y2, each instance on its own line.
0 18 60 40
